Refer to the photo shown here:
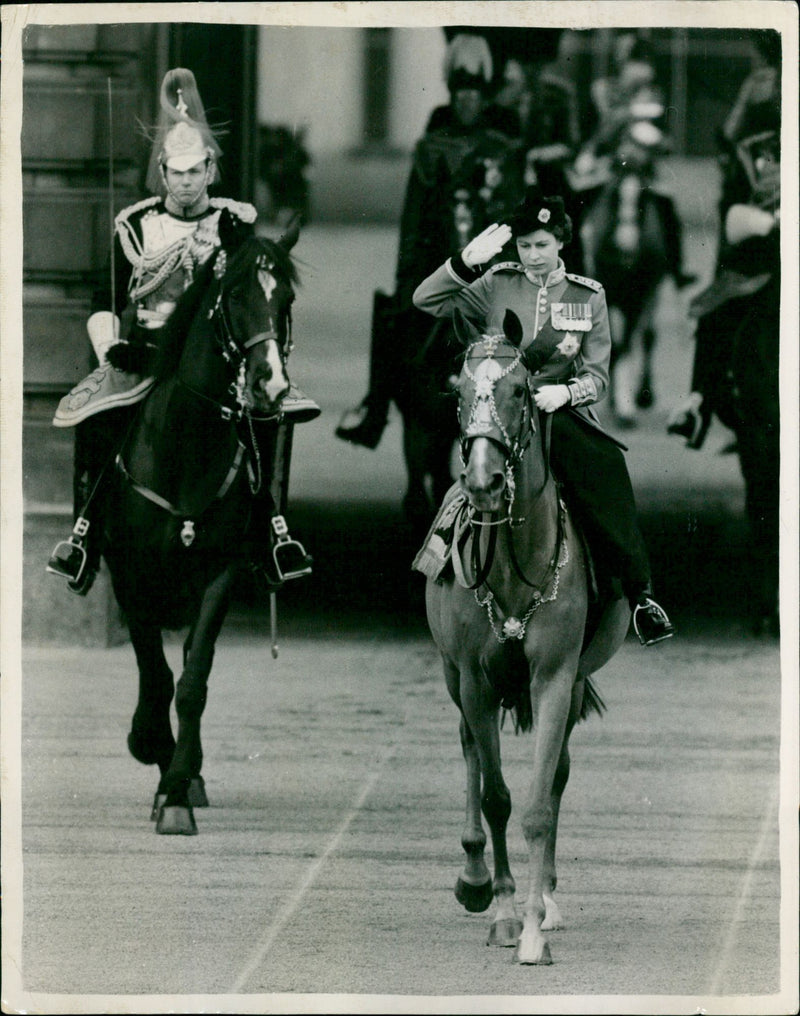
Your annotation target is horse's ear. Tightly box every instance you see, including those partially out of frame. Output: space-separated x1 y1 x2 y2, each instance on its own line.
503 309 523 348
453 307 478 346
278 215 301 253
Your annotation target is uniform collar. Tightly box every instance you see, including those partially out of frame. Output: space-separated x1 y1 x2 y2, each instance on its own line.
163 195 212 221
524 259 566 289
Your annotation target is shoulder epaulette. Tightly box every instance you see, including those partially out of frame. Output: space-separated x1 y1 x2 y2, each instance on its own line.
211 198 257 224
115 196 160 227
488 261 525 274
566 272 603 292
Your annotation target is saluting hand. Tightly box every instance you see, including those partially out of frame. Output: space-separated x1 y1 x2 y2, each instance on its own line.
462 223 513 269
534 385 571 413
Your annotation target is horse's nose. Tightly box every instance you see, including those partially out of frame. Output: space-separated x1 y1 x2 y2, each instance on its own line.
258 375 289 407
460 463 506 510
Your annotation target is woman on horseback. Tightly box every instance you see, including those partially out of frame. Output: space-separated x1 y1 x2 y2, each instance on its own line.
47 67 319 595
413 189 674 645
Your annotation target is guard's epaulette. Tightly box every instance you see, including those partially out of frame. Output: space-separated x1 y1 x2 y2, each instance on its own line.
115 195 160 227
488 261 525 274
566 272 603 292
210 197 257 224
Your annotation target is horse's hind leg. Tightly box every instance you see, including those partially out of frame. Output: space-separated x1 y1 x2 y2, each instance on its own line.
180 631 210 808
157 567 233 835
541 694 581 932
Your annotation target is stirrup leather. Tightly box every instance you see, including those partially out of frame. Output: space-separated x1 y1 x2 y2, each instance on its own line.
271 514 313 581
46 516 91 583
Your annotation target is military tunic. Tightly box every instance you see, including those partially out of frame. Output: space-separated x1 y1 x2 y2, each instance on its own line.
412 255 612 436
54 196 257 428
95 196 256 328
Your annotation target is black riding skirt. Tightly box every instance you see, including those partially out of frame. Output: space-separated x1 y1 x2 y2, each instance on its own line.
549 409 651 602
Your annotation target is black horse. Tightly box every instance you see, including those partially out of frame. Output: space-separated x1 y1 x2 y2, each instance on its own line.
684 270 780 634
99 230 299 833
578 155 688 426
396 147 525 539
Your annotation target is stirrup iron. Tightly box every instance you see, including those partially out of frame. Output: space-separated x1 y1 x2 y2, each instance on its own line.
271 514 313 582
46 516 90 583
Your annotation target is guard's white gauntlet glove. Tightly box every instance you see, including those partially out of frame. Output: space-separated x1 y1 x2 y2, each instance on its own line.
86 311 121 366
462 223 513 269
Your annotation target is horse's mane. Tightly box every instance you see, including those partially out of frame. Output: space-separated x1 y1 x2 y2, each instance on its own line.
153 235 298 382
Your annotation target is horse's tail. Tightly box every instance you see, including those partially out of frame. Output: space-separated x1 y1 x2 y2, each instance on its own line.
579 676 606 722
501 687 533 735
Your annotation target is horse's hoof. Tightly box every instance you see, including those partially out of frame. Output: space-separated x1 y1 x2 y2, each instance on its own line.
150 792 167 821
454 877 493 914
487 917 523 947
514 939 553 965
156 805 198 835
188 776 209 808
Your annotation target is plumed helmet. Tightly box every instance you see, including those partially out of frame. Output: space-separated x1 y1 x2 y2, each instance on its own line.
444 33 493 93
507 189 572 243
145 68 223 195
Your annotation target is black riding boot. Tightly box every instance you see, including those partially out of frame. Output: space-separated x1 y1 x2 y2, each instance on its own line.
336 291 396 450
245 421 312 590
46 417 112 595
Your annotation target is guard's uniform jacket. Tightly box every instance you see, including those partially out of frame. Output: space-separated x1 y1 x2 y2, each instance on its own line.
412 254 615 440
97 195 256 326
55 196 256 427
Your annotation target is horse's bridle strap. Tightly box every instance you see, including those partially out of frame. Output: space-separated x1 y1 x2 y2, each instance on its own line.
244 330 277 349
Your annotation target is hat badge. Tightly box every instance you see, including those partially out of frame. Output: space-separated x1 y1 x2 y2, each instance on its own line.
538 208 551 224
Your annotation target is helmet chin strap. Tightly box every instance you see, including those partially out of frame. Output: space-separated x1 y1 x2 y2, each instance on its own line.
161 160 213 217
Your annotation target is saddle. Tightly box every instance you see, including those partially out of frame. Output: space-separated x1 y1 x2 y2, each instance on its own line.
412 481 601 608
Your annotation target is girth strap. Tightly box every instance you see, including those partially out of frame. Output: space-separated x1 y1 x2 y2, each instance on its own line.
115 441 246 519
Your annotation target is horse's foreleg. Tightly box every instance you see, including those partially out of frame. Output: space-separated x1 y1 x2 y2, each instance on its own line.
516 667 575 964
454 713 493 915
401 420 435 537
608 305 636 425
157 567 233 835
633 288 660 410
126 617 176 773
461 682 521 948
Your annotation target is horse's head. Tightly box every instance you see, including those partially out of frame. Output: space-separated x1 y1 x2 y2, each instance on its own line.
166 223 300 421
454 308 537 514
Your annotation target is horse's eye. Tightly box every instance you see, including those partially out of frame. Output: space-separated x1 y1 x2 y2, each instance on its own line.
512 384 526 398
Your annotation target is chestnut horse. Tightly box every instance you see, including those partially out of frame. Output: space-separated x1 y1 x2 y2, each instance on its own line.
424 310 630 963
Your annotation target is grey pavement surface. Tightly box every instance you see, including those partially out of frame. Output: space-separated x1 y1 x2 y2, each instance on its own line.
7 180 797 1013
12 629 787 1009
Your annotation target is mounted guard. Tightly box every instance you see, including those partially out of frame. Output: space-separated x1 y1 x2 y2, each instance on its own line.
47 67 319 596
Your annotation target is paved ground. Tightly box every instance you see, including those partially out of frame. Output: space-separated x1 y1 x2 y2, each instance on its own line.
6 198 797 1014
